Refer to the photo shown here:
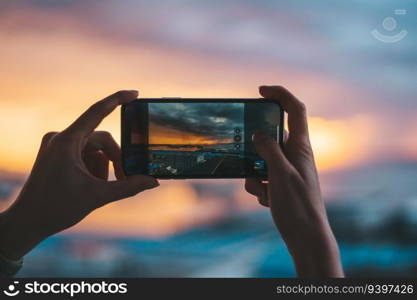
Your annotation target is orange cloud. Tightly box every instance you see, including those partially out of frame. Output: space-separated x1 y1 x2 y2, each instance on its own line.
0 5 406 176
149 124 231 145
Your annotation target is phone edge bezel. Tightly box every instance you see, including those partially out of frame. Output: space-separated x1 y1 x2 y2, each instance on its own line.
121 98 285 180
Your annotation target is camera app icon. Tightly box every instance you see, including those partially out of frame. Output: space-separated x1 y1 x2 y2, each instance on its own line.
371 9 407 43
3 281 20 297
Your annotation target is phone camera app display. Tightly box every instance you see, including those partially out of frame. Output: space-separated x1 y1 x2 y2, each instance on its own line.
123 100 281 177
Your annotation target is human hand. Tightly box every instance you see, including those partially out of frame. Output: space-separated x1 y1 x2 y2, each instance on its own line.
245 86 343 277
0 90 159 260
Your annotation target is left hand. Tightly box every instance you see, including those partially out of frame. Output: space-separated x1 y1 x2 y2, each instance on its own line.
0 90 159 260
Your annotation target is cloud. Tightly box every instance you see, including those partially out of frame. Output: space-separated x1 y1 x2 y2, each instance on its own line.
149 103 243 141
0 0 416 171
1 0 415 115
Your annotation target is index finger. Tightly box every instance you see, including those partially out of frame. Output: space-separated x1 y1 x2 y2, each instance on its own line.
65 90 138 138
259 85 308 142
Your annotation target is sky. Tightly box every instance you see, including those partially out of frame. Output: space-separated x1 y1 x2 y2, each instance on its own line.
146 102 281 146
149 102 244 144
0 0 416 236
0 0 416 172
0 0 416 173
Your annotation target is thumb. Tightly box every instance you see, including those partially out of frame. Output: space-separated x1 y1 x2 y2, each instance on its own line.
253 130 289 171
101 175 159 204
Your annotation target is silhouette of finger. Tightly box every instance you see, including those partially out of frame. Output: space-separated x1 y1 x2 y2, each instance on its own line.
259 86 309 143
97 175 160 206
253 131 291 172
84 131 125 180
39 132 58 154
257 195 269 207
83 150 109 180
245 178 269 207
65 90 138 139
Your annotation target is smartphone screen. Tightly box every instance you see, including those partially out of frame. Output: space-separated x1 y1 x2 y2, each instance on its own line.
122 99 283 179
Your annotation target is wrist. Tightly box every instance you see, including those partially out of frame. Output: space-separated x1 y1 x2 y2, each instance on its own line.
292 236 343 277
287 222 343 277
0 208 44 260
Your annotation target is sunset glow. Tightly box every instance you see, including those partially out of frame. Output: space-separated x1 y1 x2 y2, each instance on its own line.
149 124 232 145
0 23 409 173
0 0 415 239
309 116 376 171
67 181 227 238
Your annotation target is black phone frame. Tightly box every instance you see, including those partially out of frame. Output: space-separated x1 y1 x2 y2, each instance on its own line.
121 98 284 179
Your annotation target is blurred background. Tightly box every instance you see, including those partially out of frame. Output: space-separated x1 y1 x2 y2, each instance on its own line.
1 0 417 277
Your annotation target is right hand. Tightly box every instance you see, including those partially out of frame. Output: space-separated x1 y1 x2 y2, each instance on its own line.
245 85 344 277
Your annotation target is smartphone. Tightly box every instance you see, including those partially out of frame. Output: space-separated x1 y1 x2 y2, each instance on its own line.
121 98 284 179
